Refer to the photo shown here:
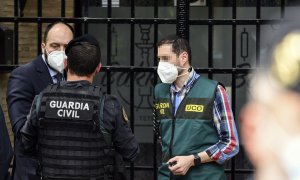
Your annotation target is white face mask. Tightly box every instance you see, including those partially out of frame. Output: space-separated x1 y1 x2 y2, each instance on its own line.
157 61 178 84
45 50 66 73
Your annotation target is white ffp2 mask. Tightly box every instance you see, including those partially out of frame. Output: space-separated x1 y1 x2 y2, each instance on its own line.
45 50 66 73
157 61 178 84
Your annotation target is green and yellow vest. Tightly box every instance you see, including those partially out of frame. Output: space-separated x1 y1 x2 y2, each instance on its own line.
154 76 225 180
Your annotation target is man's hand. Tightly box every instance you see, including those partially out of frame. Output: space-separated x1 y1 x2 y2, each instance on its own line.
168 155 194 176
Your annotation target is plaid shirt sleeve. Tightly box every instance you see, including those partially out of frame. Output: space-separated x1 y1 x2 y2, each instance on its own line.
205 85 239 164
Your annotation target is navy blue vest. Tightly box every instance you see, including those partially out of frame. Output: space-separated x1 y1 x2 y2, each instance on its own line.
38 84 114 180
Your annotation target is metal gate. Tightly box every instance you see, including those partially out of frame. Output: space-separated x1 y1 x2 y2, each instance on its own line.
0 0 294 179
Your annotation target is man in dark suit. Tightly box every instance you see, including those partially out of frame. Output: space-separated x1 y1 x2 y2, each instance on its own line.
0 104 13 180
6 21 73 180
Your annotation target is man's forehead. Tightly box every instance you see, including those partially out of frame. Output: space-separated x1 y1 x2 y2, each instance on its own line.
48 23 70 34
158 44 173 54
46 37 69 46
45 23 73 43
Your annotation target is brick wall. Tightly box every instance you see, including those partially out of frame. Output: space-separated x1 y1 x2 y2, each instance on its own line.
0 0 74 149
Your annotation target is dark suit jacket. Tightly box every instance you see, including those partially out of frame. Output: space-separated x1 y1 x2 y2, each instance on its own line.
0 104 13 180
6 55 53 180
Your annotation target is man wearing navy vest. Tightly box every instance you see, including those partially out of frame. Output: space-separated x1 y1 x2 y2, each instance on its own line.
19 34 139 179
154 35 239 180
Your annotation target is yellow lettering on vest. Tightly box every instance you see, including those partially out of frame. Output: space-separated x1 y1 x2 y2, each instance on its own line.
155 103 170 110
160 109 165 115
185 104 204 112
159 103 169 109
155 103 159 109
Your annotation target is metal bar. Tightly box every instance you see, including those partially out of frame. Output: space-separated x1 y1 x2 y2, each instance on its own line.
256 0 261 20
176 0 189 40
153 0 159 179
73 0 83 37
37 0 42 55
129 1 135 179
61 0 66 17
130 0 135 131
190 19 280 25
84 0 89 17
0 17 175 23
0 17 286 25
281 0 285 19
232 2 236 69
208 0 213 79
106 0 112 94
13 0 19 65
84 20 88 33
256 0 261 67
231 0 237 179
83 0 89 33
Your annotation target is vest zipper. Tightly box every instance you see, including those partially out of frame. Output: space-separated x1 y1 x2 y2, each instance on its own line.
169 106 176 180
168 83 191 169
169 92 177 160
169 114 176 159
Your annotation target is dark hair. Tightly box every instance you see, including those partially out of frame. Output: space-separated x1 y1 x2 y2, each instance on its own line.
157 35 192 64
67 43 101 76
43 22 74 43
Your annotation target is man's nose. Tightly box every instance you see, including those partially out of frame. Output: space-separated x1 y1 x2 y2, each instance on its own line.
59 46 65 51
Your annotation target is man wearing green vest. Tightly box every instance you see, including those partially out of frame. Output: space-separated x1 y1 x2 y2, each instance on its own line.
154 35 239 180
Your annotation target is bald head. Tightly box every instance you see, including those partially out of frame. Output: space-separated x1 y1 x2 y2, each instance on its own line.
41 22 74 54
43 22 74 43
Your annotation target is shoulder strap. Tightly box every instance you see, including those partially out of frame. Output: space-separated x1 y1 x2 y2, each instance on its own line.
154 83 170 99
187 76 218 98
36 84 58 118
43 84 59 93
35 94 43 118
99 93 112 145
99 93 106 130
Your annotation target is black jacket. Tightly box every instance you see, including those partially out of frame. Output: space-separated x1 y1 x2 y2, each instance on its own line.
6 55 53 180
0 104 13 180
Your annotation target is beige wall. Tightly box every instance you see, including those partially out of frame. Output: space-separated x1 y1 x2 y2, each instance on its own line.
0 0 74 148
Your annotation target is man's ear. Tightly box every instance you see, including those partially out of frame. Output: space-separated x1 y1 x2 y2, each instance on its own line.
41 43 46 53
180 51 188 65
95 63 101 73
64 58 68 70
